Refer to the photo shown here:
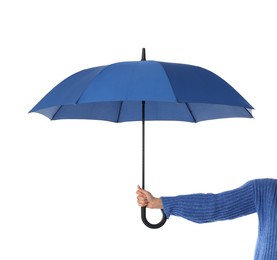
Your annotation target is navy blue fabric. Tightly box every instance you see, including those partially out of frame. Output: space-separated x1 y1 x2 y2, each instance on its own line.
30 61 253 122
160 62 252 107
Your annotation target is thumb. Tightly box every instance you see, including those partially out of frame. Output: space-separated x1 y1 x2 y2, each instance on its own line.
137 185 147 195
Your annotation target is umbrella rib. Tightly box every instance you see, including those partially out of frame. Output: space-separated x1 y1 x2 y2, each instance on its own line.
245 107 254 118
116 101 123 122
185 102 197 123
51 105 62 120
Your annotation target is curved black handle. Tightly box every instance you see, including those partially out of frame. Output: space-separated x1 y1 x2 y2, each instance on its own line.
141 207 167 229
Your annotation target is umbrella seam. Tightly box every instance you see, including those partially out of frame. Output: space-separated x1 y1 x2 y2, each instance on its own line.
75 65 111 104
245 107 254 118
157 62 178 103
185 103 197 123
51 105 62 120
116 101 123 122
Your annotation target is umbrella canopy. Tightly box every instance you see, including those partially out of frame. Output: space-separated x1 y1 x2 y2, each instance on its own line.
30 51 253 122
30 49 254 229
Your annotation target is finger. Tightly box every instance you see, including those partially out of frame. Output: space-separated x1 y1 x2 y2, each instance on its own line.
137 185 144 193
137 186 149 196
136 186 147 196
137 198 148 207
136 191 146 198
137 196 148 204
137 195 147 202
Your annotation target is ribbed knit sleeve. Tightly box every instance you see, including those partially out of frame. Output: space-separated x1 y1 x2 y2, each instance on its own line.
252 179 277 260
161 180 257 223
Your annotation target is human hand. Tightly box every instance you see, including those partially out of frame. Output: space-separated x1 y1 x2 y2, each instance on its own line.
136 185 163 209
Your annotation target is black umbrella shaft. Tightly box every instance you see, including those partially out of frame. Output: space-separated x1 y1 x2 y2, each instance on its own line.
141 100 168 229
142 101 145 189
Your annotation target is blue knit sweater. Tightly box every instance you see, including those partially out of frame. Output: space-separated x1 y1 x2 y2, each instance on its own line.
161 178 277 260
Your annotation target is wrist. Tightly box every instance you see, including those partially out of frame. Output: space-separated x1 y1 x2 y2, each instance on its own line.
154 198 163 209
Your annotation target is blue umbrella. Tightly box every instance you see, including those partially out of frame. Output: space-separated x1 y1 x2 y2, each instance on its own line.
30 48 253 228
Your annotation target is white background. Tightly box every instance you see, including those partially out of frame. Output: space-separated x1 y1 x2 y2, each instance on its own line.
1 1 276 259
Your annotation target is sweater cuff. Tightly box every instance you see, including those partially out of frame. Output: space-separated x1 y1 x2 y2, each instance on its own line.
161 196 175 219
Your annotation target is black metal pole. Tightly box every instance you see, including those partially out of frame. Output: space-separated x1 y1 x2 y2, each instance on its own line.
142 101 145 189
140 100 167 229
141 48 146 188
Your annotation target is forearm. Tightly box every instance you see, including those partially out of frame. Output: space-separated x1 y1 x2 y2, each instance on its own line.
161 181 257 223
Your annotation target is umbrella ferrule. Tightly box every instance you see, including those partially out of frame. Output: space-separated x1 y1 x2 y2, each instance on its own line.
141 48 146 61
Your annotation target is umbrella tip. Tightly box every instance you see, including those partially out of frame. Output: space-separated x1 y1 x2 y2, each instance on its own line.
141 48 146 61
